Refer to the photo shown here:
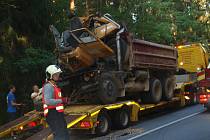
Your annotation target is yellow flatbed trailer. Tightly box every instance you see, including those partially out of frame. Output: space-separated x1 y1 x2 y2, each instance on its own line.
0 110 43 138
26 95 185 140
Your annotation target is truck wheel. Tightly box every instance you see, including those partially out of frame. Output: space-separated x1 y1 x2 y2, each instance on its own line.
148 78 162 103
97 73 118 104
95 112 111 136
162 77 175 101
112 109 130 129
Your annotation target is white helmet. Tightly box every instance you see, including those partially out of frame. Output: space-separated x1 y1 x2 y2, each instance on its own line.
46 65 62 79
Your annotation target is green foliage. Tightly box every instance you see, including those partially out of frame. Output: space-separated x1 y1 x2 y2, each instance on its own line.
80 0 209 44
14 48 55 73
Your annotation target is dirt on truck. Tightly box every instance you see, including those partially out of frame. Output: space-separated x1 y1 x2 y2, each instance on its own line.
50 13 177 104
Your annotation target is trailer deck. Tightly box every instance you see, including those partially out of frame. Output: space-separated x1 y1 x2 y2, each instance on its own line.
0 110 43 138
0 94 185 139
26 96 184 140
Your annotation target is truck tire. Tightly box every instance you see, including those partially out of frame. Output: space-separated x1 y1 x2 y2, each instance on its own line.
144 78 162 103
95 112 111 136
112 108 130 129
97 73 118 104
162 77 175 101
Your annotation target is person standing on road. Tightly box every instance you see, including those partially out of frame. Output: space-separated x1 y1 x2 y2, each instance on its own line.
7 85 22 122
42 65 70 140
31 85 42 111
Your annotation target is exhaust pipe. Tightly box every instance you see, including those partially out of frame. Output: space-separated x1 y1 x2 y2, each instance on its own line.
116 28 124 71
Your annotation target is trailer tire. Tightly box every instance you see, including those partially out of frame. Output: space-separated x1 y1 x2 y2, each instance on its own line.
112 108 130 129
97 73 118 104
162 77 175 101
146 78 162 103
95 112 111 136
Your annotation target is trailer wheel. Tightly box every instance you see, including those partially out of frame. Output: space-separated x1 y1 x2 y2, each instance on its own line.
95 112 111 136
97 73 118 104
113 108 130 129
147 78 162 103
162 77 175 101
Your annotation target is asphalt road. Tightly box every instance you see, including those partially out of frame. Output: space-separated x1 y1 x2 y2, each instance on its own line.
71 104 210 140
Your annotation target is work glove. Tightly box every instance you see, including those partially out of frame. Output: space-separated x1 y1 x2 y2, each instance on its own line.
61 97 69 104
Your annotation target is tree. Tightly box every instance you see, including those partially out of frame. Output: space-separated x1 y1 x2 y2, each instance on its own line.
73 0 209 45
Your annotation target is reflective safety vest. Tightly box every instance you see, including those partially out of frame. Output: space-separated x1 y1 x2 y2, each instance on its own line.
42 82 64 116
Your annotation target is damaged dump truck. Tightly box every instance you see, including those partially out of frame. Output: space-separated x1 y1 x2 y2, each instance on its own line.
50 13 177 104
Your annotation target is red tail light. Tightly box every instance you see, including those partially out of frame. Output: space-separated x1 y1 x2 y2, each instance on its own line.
80 121 91 128
200 95 207 98
199 94 209 104
28 121 37 127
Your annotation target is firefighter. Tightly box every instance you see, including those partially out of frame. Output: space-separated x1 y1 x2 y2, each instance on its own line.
42 65 70 140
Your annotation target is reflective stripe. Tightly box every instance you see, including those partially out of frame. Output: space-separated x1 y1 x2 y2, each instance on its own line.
44 109 48 115
43 106 64 116
56 105 64 110
58 92 62 97
43 104 48 108
42 82 64 116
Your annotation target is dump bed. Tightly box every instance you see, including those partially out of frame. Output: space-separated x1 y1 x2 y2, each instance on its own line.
130 39 177 71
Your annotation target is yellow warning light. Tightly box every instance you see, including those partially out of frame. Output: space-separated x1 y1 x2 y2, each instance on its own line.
19 126 24 130
180 62 184 66
178 46 183 49
197 67 201 71
185 96 190 100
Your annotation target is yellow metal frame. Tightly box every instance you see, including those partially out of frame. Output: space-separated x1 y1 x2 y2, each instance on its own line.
0 111 43 138
66 101 142 130
0 95 185 138
66 97 183 131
